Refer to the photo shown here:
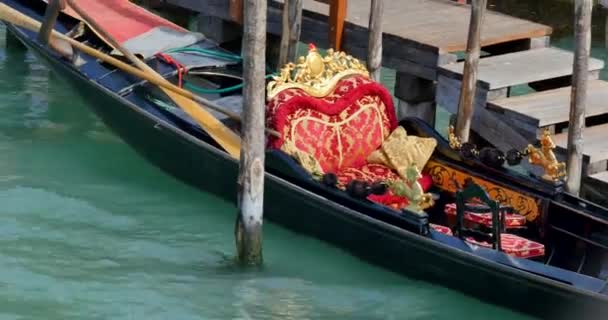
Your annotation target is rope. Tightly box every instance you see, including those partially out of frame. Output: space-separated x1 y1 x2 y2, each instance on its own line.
155 52 188 88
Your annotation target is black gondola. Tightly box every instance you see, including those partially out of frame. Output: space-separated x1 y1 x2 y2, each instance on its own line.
2 1 608 319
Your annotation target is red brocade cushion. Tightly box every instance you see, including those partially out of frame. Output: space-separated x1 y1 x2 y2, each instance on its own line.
430 223 544 259
336 164 400 188
465 234 545 259
266 76 398 173
443 203 527 228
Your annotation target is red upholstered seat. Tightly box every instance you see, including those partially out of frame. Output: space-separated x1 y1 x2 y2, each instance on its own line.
266 73 435 210
266 75 398 173
465 234 545 259
430 223 453 235
444 203 527 229
430 223 544 259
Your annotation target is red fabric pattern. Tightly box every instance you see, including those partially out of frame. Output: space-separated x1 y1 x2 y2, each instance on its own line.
367 192 409 210
336 164 400 188
444 203 527 228
465 234 545 259
266 76 397 173
429 223 544 259
430 224 453 235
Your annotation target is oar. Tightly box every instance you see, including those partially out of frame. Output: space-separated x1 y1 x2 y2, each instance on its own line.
0 3 280 138
0 3 242 158
64 0 243 158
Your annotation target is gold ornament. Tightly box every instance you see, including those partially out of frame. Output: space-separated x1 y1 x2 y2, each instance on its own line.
266 44 370 100
448 125 462 150
525 128 566 182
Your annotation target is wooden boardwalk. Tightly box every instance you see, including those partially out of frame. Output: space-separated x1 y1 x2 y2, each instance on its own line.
163 0 608 189
166 0 552 79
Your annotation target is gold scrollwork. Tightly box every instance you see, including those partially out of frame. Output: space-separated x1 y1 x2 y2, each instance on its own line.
266 44 370 100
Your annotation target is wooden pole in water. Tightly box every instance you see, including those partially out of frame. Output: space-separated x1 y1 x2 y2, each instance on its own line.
566 0 592 196
278 0 302 68
38 0 64 45
455 0 487 142
367 0 384 81
235 0 267 266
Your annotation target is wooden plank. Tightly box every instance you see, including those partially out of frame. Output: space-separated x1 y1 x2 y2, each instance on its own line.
166 0 551 66
439 47 605 90
553 123 608 164
283 0 552 53
487 80 608 128
589 171 608 183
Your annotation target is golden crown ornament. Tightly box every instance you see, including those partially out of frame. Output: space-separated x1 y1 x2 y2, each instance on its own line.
266 43 370 100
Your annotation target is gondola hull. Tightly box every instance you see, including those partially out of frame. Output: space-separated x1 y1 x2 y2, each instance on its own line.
3 7 608 320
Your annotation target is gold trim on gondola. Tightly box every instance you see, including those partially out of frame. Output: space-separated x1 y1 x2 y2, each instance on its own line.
447 125 566 183
526 128 567 182
266 44 369 100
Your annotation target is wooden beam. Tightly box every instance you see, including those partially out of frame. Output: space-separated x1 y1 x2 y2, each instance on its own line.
566 0 593 196
229 0 244 24
278 0 302 68
328 0 346 50
455 0 487 143
236 0 267 266
38 0 64 45
367 0 383 81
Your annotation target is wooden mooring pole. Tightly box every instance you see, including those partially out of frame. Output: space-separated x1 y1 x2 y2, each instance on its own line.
566 0 592 196
235 0 267 266
278 0 302 68
455 0 487 142
367 0 384 81
38 0 64 45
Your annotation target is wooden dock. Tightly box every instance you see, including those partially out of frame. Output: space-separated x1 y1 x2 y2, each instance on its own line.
160 0 608 191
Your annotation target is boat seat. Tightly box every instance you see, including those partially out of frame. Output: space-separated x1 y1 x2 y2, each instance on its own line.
444 202 527 229
430 225 545 259
265 44 435 210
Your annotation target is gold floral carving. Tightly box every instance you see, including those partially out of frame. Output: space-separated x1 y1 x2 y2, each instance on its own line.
266 44 370 100
424 160 541 221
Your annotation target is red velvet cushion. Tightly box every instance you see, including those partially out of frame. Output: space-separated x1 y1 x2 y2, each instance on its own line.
444 203 527 228
266 76 397 173
430 223 453 235
430 223 544 259
465 234 545 259
336 164 399 188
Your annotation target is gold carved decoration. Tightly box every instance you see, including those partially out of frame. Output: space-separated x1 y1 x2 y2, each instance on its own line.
446 125 566 183
266 44 369 100
448 125 462 150
389 165 434 215
525 128 567 182
368 126 437 214
424 160 541 221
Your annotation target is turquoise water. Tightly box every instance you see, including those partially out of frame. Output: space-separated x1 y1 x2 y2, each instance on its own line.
0 25 535 320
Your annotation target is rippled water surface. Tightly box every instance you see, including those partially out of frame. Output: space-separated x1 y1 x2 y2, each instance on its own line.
1 8 590 318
